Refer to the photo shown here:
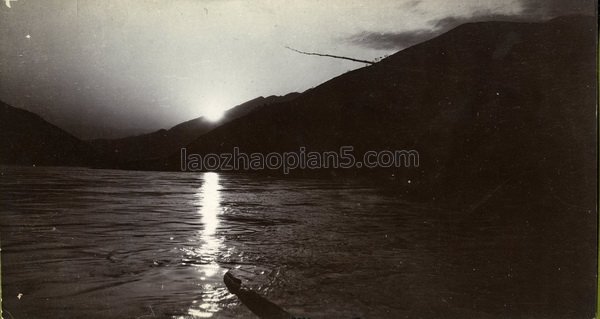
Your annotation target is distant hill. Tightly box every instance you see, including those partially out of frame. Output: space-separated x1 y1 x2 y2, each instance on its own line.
134 16 596 209
90 93 299 164
0 102 95 166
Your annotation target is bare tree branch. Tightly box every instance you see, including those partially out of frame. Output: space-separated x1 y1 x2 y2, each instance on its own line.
285 46 376 65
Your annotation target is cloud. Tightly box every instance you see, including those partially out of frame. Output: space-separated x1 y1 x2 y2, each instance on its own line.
346 13 520 50
346 0 596 50
430 13 527 29
347 29 439 50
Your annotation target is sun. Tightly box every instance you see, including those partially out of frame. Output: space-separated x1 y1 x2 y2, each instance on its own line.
204 106 225 122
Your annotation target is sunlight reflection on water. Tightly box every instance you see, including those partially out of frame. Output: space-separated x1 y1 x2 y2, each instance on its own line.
183 172 226 318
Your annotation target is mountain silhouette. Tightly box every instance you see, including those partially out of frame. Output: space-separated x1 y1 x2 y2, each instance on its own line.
132 16 596 207
90 93 299 164
0 101 95 166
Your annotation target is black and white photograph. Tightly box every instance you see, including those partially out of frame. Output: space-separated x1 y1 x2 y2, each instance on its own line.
0 1 597 318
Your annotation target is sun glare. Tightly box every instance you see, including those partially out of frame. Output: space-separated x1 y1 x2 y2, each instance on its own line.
204 106 225 122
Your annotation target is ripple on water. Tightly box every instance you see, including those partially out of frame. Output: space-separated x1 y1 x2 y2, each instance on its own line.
1 166 593 318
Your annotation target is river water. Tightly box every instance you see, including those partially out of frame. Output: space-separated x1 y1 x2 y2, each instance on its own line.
0 166 594 318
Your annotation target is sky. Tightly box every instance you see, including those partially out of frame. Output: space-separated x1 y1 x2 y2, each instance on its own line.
0 0 595 139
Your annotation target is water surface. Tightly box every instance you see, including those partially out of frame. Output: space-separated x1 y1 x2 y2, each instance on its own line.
0 166 594 318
